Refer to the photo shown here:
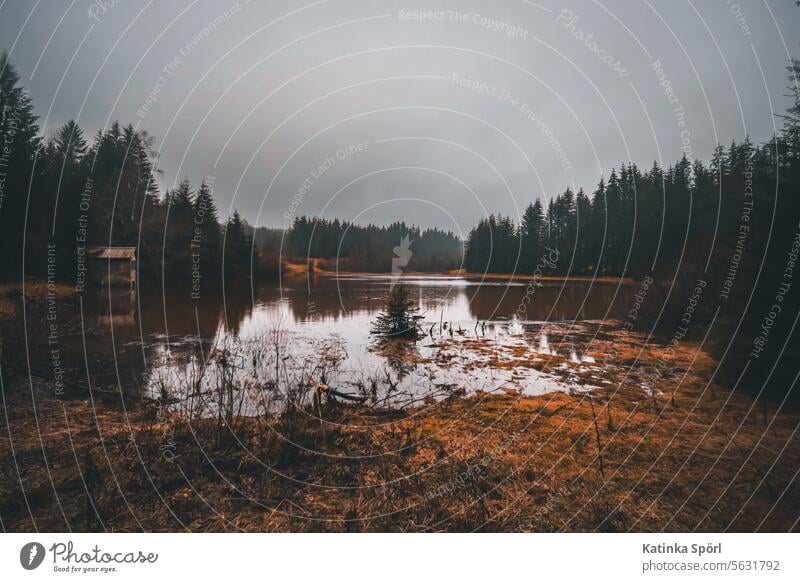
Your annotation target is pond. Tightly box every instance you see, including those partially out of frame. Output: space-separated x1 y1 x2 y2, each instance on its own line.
3 274 638 414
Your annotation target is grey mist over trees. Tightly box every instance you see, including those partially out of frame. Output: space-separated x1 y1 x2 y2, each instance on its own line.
0 49 464 286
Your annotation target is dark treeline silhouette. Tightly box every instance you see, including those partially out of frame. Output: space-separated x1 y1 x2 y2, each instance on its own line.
283 216 463 272
0 51 261 288
464 159 696 279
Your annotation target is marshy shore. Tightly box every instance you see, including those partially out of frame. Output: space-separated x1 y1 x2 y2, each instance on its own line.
1 326 797 532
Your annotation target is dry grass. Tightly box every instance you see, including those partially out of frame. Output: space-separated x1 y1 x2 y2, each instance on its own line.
0 280 77 320
0 280 77 300
0 297 15 320
1 331 798 532
280 260 316 278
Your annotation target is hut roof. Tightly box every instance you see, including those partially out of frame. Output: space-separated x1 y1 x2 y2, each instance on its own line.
90 246 137 260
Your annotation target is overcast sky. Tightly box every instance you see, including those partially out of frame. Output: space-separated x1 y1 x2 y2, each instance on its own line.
1 0 798 233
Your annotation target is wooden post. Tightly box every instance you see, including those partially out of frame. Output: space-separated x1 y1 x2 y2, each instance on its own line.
130 253 137 290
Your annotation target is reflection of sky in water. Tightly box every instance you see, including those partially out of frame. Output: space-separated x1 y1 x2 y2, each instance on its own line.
336 275 524 288
143 275 628 411
9 275 634 410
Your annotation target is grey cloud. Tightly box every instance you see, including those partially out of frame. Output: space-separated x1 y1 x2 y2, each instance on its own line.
2 0 797 231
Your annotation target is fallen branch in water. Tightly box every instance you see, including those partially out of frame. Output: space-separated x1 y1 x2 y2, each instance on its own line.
317 383 368 403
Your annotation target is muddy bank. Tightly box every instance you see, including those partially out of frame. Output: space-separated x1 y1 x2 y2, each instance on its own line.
0 280 77 321
1 330 798 532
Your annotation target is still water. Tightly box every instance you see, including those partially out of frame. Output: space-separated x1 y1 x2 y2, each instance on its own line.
5 275 636 411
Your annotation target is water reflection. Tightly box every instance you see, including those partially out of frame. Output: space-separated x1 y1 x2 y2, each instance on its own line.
2 275 635 407
277 275 633 324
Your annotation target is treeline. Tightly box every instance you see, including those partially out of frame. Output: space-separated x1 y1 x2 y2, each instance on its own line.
0 52 267 287
464 157 706 279
283 216 463 272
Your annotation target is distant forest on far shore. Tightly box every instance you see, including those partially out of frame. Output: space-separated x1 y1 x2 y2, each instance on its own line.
255 218 463 273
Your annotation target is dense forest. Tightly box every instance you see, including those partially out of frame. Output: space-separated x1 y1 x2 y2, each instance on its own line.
282 216 463 272
465 148 759 281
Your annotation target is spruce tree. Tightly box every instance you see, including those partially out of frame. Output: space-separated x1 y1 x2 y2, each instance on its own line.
193 181 222 279
371 284 422 340
223 210 250 278
0 51 40 278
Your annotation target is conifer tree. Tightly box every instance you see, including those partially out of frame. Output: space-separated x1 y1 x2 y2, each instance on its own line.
192 181 222 279
371 284 422 340
0 51 40 278
223 210 250 277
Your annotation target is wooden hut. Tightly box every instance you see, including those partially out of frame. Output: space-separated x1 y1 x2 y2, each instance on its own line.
89 246 137 289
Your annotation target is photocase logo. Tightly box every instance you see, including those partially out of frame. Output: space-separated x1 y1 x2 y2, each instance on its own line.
390 235 413 289
20 542 46 570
